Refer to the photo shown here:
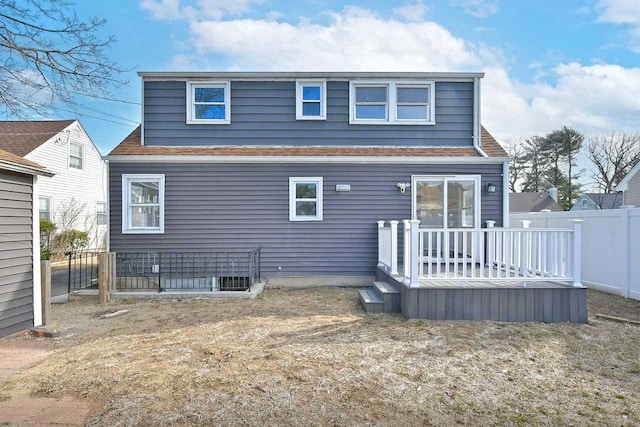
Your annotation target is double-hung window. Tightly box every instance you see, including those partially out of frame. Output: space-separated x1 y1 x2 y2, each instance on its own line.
186 81 230 124
96 202 107 226
289 177 323 221
39 196 52 221
296 80 326 120
122 174 165 234
69 143 83 169
349 80 435 124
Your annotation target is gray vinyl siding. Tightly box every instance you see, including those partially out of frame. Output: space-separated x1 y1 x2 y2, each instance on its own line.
625 171 640 206
0 170 33 337
109 163 504 276
143 80 474 146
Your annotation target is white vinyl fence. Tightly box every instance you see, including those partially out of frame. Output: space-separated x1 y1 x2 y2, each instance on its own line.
511 208 640 300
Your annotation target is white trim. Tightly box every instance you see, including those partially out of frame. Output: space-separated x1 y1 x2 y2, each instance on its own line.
473 77 480 148
121 174 165 234
106 155 510 164
502 160 510 227
616 161 640 192
185 81 231 124
295 79 326 120
139 71 485 80
0 160 54 177
141 78 145 145
32 175 42 327
289 177 323 221
349 80 435 125
411 175 482 229
106 161 110 251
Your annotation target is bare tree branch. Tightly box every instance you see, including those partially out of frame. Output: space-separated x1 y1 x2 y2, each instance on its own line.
586 132 640 193
0 0 127 117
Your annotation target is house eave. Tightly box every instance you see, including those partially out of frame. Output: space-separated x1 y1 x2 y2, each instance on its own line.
0 160 55 177
104 155 510 164
138 71 485 81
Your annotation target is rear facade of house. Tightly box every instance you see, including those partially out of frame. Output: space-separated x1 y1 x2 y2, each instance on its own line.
106 72 509 285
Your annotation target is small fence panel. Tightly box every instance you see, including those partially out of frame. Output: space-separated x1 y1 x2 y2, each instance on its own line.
115 249 261 292
67 251 102 292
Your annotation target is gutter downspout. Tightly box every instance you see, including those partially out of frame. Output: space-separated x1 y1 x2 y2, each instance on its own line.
473 76 487 157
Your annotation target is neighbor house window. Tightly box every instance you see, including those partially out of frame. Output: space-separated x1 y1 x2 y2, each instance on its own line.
122 174 165 234
69 143 83 169
39 196 51 221
296 80 326 120
349 80 435 124
186 81 230 124
289 177 323 221
96 202 107 225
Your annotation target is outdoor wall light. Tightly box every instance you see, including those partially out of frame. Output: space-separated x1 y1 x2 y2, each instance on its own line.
486 183 497 193
397 183 411 193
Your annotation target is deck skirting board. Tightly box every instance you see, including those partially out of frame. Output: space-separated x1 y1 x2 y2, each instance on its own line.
376 267 588 323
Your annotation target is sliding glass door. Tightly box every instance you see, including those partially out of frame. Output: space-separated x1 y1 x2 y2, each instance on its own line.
412 176 480 228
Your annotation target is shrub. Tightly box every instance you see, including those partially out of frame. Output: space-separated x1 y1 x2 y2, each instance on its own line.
40 219 56 260
54 229 89 254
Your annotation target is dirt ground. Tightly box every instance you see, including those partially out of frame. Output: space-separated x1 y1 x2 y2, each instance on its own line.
1 287 639 426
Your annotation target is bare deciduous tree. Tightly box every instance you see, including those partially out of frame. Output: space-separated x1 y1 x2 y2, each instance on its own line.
0 0 126 117
586 133 640 193
505 137 528 192
55 197 87 232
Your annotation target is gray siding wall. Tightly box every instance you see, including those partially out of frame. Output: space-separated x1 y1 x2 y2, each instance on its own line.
143 80 474 146
109 163 504 276
0 170 33 337
625 171 640 206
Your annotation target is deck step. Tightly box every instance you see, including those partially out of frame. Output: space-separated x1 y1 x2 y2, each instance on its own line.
358 289 385 313
371 281 402 313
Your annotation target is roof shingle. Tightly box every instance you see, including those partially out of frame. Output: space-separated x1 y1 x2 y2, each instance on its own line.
0 120 75 157
0 149 46 169
108 126 508 158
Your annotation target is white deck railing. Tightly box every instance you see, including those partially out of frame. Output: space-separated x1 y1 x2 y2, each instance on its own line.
377 219 583 288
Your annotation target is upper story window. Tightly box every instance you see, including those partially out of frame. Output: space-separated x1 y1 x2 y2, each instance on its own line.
69 142 83 169
186 81 230 124
39 196 51 221
296 80 326 120
122 174 165 234
349 80 435 125
289 177 323 221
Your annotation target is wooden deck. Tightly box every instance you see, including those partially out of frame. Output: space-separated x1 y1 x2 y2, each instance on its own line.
375 266 588 323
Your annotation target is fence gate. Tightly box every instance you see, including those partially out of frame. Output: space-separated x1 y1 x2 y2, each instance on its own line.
66 251 102 292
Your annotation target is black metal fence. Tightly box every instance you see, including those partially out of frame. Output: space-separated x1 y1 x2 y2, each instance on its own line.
67 251 101 292
115 248 262 292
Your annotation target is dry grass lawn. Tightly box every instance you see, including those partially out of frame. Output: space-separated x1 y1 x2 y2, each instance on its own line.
2 288 640 426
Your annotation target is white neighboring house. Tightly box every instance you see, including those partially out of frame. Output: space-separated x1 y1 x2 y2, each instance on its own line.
0 120 107 250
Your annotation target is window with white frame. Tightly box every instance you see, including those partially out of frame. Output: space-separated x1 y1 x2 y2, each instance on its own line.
39 196 51 221
122 174 165 233
69 142 83 169
296 80 326 120
96 202 107 225
289 177 323 221
186 81 230 124
349 80 435 124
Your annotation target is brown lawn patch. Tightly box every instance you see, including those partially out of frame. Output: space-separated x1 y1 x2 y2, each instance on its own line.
1 287 639 426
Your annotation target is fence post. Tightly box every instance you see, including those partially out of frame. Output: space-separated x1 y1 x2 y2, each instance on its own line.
40 260 51 327
486 221 495 271
98 253 111 304
540 209 551 228
409 219 420 288
402 220 410 284
571 219 583 287
109 252 117 293
377 221 385 267
389 220 399 275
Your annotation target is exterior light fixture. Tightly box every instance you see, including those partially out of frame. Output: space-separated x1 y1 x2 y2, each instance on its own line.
486 183 497 193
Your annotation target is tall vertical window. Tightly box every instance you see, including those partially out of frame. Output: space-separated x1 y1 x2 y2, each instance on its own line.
39 197 51 221
96 202 107 225
186 81 230 124
122 174 165 233
296 80 326 120
289 177 323 221
69 143 83 169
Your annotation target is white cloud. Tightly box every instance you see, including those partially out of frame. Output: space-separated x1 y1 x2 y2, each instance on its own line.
142 4 640 143
596 0 640 50
393 1 431 23
450 0 500 18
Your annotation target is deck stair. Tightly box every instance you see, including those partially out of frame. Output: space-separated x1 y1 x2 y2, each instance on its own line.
358 281 401 313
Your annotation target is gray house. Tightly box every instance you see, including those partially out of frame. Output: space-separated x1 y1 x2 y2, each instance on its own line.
105 71 509 286
571 193 623 211
104 71 588 323
0 149 53 337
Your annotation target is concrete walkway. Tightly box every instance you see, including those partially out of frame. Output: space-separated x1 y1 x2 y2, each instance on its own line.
0 338 90 426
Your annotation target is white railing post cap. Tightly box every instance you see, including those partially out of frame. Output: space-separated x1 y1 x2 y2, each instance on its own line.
486 220 496 228
570 219 584 224
409 219 421 225
377 220 386 228
520 220 531 228
389 220 399 225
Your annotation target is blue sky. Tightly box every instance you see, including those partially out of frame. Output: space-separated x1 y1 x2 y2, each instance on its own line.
31 0 640 153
